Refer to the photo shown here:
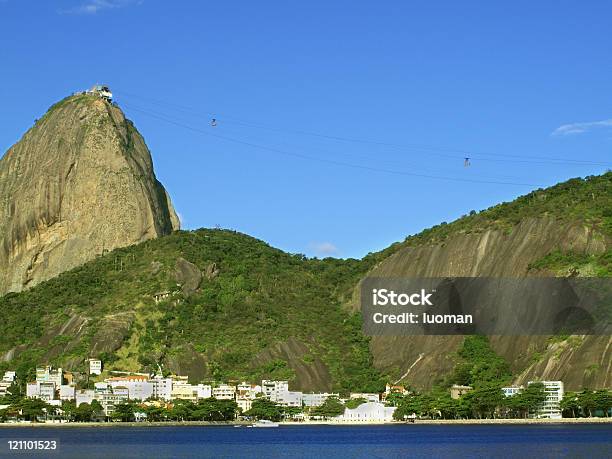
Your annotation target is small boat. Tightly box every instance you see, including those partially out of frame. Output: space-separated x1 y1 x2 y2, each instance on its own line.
250 419 279 428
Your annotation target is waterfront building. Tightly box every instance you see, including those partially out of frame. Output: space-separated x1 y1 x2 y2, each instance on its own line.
262 380 288 400
236 383 262 412
277 390 303 407
170 381 197 402
151 375 173 401
105 375 154 400
528 380 564 419
336 402 396 423
212 384 236 400
94 385 129 417
261 380 302 406
302 392 339 407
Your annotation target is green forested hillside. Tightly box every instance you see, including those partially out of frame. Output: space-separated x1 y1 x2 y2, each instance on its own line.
376 171 611 258
0 229 383 392
0 172 609 391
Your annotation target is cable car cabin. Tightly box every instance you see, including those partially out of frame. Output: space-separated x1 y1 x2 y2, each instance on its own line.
90 84 113 102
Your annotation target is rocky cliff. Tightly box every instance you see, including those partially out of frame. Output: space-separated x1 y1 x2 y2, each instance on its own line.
355 208 611 390
0 94 180 294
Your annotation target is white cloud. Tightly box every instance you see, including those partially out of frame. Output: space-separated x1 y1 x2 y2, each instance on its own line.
551 119 612 136
309 241 339 257
62 0 141 15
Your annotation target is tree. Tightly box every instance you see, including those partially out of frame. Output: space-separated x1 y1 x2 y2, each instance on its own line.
464 383 504 418
344 398 367 409
245 398 282 421
17 398 49 421
578 390 597 417
112 402 135 422
74 403 95 422
593 390 612 417
560 392 580 418
312 397 344 418
144 405 169 422
517 383 547 418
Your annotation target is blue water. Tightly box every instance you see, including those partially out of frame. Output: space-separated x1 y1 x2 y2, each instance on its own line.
0 424 610 458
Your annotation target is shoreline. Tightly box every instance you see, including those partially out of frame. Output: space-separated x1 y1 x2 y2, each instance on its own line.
1 418 611 428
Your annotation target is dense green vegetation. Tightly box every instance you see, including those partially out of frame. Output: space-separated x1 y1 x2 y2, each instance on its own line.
0 172 609 395
380 172 612 255
0 229 384 393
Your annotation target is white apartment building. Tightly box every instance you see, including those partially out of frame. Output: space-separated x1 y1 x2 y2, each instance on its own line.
261 380 302 406
94 386 129 417
336 402 396 423
528 380 564 419
2 371 16 382
236 383 262 412
171 381 198 402
302 392 339 407
212 384 236 400
197 384 213 399
60 384 76 401
76 389 95 406
151 375 173 401
105 376 154 401
88 359 102 375
26 381 56 401
36 366 63 386
262 380 289 400
350 393 380 402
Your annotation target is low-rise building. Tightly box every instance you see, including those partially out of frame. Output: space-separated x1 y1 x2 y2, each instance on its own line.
212 384 236 400
105 375 154 401
2 371 16 382
336 402 396 423
277 391 303 407
60 384 76 401
27 381 56 401
236 383 262 412
302 392 339 407
171 381 197 402
261 380 301 406
76 389 95 406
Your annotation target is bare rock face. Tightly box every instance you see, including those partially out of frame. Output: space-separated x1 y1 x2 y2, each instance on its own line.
0 94 180 294
355 217 610 390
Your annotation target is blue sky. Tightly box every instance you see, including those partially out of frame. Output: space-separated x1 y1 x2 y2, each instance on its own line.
1 1 611 258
